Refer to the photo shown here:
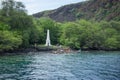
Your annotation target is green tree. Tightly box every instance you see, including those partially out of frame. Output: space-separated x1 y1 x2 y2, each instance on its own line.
0 31 22 52
104 37 119 49
0 0 36 48
1 0 26 17
0 23 22 52
60 22 80 49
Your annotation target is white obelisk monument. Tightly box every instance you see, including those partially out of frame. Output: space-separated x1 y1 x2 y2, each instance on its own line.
45 29 51 46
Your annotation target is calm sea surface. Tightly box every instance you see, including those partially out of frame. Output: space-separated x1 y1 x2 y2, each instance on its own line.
0 51 120 80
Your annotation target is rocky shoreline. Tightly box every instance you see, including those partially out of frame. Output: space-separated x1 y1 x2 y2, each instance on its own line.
0 47 119 56
0 46 57 55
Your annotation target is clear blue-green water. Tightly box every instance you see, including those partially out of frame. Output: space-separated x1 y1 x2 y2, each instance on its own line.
0 51 120 80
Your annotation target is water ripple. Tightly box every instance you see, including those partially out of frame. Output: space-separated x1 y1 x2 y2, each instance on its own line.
0 51 120 80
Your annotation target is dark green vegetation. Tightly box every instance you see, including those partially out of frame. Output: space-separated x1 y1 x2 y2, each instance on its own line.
60 20 120 50
33 0 120 22
0 0 36 52
0 0 120 53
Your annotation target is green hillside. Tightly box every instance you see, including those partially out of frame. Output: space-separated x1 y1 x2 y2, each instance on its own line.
33 0 120 22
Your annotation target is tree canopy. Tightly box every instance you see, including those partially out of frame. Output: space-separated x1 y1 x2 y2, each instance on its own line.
0 0 120 52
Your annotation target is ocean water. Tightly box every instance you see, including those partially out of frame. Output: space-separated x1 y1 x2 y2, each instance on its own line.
0 51 120 80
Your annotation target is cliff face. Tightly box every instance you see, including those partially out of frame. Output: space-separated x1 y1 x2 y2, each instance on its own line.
33 0 120 22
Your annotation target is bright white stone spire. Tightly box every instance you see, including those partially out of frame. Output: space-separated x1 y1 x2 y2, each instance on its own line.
45 29 51 46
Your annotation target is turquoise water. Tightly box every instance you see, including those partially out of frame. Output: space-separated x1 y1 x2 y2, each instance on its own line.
0 51 120 80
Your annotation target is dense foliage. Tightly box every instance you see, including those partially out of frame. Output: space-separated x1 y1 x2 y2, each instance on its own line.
0 23 22 51
0 0 37 52
0 0 120 52
60 20 120 50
